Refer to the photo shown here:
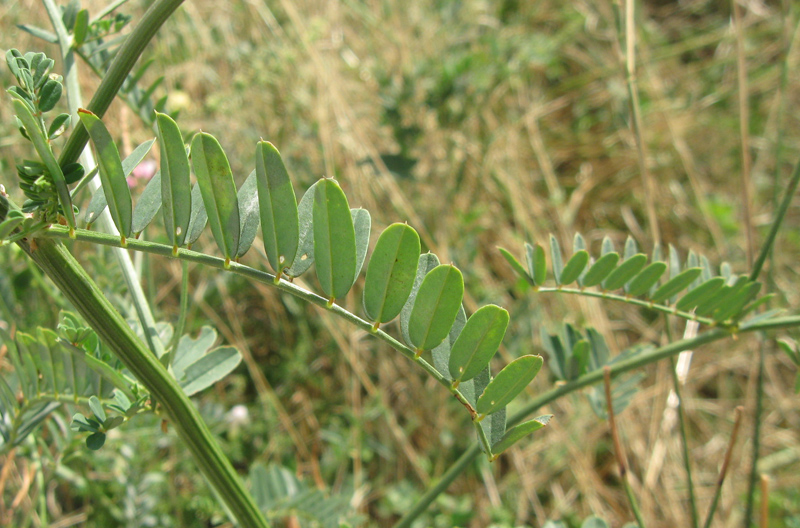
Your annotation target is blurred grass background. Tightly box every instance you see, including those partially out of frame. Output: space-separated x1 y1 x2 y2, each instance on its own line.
2 0 800 526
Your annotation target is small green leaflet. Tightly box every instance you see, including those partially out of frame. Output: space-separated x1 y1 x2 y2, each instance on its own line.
650 267 703 304
131 171 162 235
156 112 191 249
313 178 357 301
407 264 464 351
527 242 546 285
363 223 421 324
284 180 321 278
602 253 647 291
78 109 132 239
477 355 543 416
675 277 724 311
449 305 509 383
549 235 563 285
498 247 533 286
185 183 208 246
352 208 371 282
255 141 299 273
581 252 619 288
236 170 260 258
625 261 666 296
400 253 441 346
191 132 240 262
559 250 589 286
180 346 242 396
491 414 552 455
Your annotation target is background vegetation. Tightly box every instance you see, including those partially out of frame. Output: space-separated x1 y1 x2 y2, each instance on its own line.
1 0 799 526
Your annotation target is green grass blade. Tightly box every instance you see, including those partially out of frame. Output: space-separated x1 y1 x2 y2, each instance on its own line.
156 112 191 249
255 141 299 273
477 355 543 416
191 132 240 262
408 264 464 351
313 179 357 301
363 223 421 324
78 109 132 239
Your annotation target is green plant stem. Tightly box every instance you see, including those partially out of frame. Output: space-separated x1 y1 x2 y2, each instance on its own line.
393 318 800 528
744 342 766 526
44 0 164 357
39 224 478 409
750 156 800 282
58 0 185 168
536 286 718 327
702 406 744 528
10 233 269 527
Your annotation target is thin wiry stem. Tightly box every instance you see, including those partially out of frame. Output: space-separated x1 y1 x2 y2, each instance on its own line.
702 406 744 528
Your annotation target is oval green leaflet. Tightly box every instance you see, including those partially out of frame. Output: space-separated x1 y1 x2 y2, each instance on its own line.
498 247 533 285
78 109 132 240
363 223 421 325
236 170 260 259
559 250 589 286
313 178 357 301
650 267 703 304
625 261 667 297
477 354 543 416
491 414 552 457
581 252 620 288
156 112 191 250
549 235 563 285
602 253 647 291
352 208 371 282
284 180 322 278
448 304 509 384
675 277 725 311
526 242 547 286
400 253 441 346
407 264 464 353
190 132 240 263
255 141 299 274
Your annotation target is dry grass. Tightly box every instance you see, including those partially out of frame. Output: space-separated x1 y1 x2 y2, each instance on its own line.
2 0 800 526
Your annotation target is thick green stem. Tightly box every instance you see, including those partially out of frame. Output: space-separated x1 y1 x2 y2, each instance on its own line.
57 0 185 168
12 232 269 527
